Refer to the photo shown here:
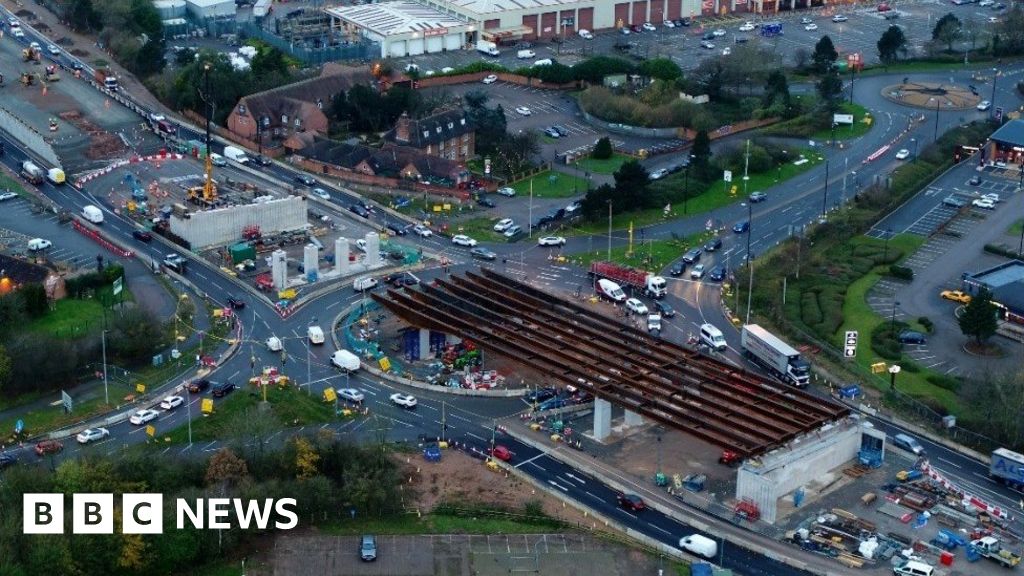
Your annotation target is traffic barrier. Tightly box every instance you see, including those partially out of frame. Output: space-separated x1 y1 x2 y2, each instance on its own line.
864 145 891 164
71 219 134 259
921 461 1010 520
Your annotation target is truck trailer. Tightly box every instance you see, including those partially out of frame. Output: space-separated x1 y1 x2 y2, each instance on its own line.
991 447 1024 489
589 261 667 299
476 40 500 56
740 324 810 387
20 161 44 185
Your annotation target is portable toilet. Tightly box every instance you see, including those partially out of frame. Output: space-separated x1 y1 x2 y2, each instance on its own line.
229 242 256 264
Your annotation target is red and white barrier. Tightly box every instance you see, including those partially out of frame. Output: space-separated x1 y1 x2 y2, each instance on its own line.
864 145 891 164
922 461 1010 520
73 153 185 188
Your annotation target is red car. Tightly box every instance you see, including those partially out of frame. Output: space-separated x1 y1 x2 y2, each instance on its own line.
34 440 63 456
877 2 891 10
616 493 646 511
490 445 513 462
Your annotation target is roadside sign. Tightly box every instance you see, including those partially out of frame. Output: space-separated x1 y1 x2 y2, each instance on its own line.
201 398 214 414
145 425 155 438
723 170 733 182
15 419 23 435
112 276 123 296
871 362 887 374
843 330 858 358
379 357 392 372
484 157 491 175
323 388 337 403
135 383 146 394
61 390 73 413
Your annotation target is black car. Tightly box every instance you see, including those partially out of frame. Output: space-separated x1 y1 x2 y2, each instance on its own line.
0 453 16 469
255 155 273 166
187 379 211 394
471 247 498 260
386 222 408 236
735 35 749 44
211 382 238 398
349 204 370 218
943 196 967 208
525 387 557 403
898 331 927 345
72 61 84 71
294 174 316 186
682 248 702 264
132 230 153 242
969 175 982 186
384 273 419 288
669 262 686 276
709 266 727 282
226 296 245 310
654 300 676 318
679 18 691 26
703 237 722 252
476 196 496 208
535 216 554 228
552 125 569 137
702 31 715 40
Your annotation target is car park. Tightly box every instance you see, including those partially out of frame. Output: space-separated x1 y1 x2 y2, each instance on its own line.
515 106 532 116
497 186 516 197
942 196 966 207
690 264 706 279
898 331 927 345
977 100 992 111
626 298 648 315
130 409 160 425
337 388 365 402
749 191 767 203
35 440 62 456
733 220 750 233
654 300 676 318
212 382 238 398
471 247 498 260
360 535 377 561
132 230 153 242
895 149 910 160
941 290 972 303
682 248 702 264
160 395 184 410
494 218 514 232
188 379 211 393
452 235 477 247
538 236 566 246
616 493 646 511
390 393 417 408
76 427 110 444
482 74 498 84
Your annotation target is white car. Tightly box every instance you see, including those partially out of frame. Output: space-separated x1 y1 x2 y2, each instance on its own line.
650 168 669 180
805 23 818 31
493 218 514 232
312 188 331 200
739 22 755 32
497 186 516 197
972 198 996 209
413 224 432 237
713 28 726 36
664 20 675 28
452 234 478 247
76 427 109 444
27 238 52 251
390 393 418 409
0 192 18 201
355 238 367 252
266 336 283 351
895 149 910 160
801 16 813 24
700 41 715 50
441 67 455 73
482 74 498 84
538 236 566 246
642 22 657 32
129 409 160 426
11 28 24 38
832 14 848 22
982 192 1001 203
160 395 184 410
337 388 365 402
625 298 649 315
29 41 40 50
980 0 995 5
722 47 732 56
424 70 435 77
690 263 706 279
515 106 532 116
48 45 60 56
578 29 593 39
977 100 992 111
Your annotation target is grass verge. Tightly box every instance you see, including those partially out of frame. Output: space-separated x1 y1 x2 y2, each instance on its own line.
573 153 632 175
1008 219 1023 237
0 397 108 442
448 216 509 243
572 234 707 271
811 102 873 141
511 170 588 199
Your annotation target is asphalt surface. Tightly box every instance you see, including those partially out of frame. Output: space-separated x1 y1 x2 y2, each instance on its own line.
5 2 1024 572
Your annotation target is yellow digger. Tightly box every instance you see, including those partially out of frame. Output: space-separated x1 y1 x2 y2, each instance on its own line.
44 65 59 82
21 47 40 62
186 152 218 206
20 72 35 86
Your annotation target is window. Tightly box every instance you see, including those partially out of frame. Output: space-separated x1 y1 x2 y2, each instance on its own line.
239 105 247 115
436 126 442 134
460 118 466 125
422 130 429 139
427 145 432 154
447 122 453 129
281 114 288 124
294 118 301 127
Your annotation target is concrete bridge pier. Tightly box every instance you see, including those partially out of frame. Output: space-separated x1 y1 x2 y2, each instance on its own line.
593 398 611 441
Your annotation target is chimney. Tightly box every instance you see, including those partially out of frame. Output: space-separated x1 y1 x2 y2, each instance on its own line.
394 111 411 143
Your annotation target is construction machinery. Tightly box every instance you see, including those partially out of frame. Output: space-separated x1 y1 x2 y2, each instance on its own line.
186 152 218 206
21 47 40 62
20 72 35 86
43 65 59 82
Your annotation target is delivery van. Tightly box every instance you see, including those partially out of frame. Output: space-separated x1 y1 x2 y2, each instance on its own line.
679 534 717 559
596 278 626 303
533 58 553 66
308 325 325 345
46 168 65 185
517 49 536 59
699 323 727 351
223 145 249 165
331 349 360 372
893 560 933 576
81 205 104 224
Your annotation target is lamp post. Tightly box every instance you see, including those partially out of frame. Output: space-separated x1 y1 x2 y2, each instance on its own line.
890 300 901 333
932 97 940 142
990 68 999 117
888 364 901 391
683 163 690 214
821 159 830 217
911 138 918 162
101 329 109 405
830 122 837 147
883 228 893 262
606 200 613 260
745 199 754 325
307 316 317 396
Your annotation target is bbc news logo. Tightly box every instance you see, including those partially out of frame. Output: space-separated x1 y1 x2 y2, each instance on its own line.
24 494 298 534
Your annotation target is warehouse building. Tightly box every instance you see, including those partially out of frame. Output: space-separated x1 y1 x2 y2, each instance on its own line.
325 2 474 58
962 260 1024 324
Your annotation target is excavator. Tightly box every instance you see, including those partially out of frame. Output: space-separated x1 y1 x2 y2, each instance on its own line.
43 65 59 82
21 47 40 62
20 72 35 86
186 150 217 206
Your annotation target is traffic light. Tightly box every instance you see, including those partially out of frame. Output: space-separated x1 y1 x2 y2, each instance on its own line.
844 330 858 358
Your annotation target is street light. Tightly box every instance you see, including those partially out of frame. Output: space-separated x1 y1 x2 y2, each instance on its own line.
306 316 317 396
883 228 893 262
745 198 754 325
911 138 918 162
890 300 901 333
821 159 830 217
990 68 999 117
101 329 109 405
931 97 940 142
888 364 901 391
606 200 613 260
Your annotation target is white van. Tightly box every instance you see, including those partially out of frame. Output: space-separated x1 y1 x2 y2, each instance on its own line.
353 276 378 292
679 534 717 559
331 349 360 372
209 153 227 167
265 336 283 352
533 59 553 67
307 325 325 345
892 433 925 456
699 323 727 351
82 205 104 224
223 145 249 165
517 49 536 59
596 278 626 303
578 29 594 39
893 560 933 576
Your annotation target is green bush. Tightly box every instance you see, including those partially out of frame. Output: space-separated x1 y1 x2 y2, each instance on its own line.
870 322 906 360
984 243 1022 258
918 316 934 333
592 137 613 159
901 361 921 373
888 265 914 280
927 373 961 392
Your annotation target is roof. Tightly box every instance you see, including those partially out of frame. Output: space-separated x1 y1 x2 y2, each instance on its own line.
324 2 467 36
0 254 51 285
368 145 465 178
385 109 474 148
302 138 374 168
967 259 1024 288
429 0 584 18
989 119 1024 146
238 65 373 124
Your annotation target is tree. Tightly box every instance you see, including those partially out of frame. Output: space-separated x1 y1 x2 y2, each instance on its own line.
958 287 999 344
251 46 290 78
817 70 844 111
0 345 11 395
531 62 574 84
20 284 47 319
64 0 103 33
995 6 1024 54
494 131 539 177
463 93 507 157
878 25 908 65
572 56 634 83
639 58 682 81
592 136 613 160
134 37 166 76
933 13 962 52
762 69 794 118
107 308 167 362
811 36 838 75
612 159 651 212
691 130 712 167
294 437 320 480
205 448 249 488
579 183 615 221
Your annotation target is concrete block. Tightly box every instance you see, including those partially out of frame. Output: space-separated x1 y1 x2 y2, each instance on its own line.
624 410 643 427
593 398 611 441
334 237 349 275
303 244 318 282
271 249 287 291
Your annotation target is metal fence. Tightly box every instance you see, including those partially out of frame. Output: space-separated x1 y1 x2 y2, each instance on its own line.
237 22 376 65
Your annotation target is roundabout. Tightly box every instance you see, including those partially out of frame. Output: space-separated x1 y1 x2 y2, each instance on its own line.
883 81 981 110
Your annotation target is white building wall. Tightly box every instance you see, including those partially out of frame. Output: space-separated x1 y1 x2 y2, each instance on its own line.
169 196 307 249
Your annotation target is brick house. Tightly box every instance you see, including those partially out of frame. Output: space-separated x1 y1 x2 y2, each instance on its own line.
0 254 65 299
384 109 475 162
226 64 373 145
297 137 468 185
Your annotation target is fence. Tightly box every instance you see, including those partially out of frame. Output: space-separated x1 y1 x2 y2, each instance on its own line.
237 22 375 65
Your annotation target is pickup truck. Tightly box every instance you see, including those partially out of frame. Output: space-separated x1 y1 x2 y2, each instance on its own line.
971 536 1021 568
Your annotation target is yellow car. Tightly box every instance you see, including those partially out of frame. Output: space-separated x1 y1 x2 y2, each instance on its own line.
940 290 972 304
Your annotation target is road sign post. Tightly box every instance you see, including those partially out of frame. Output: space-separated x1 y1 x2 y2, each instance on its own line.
844 330 858 358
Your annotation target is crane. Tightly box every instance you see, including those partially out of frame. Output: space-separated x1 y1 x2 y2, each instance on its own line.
186 63 218 206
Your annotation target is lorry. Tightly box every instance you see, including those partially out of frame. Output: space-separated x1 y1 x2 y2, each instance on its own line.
589 261 667 299
223 145 249 165
595 278 627 303
476 40 501 57
970 536 1021 568
990 447 1024 489
46 168 65 185
95 68 118 91
740 324 810 387
20 161 44 185
679 534 717 559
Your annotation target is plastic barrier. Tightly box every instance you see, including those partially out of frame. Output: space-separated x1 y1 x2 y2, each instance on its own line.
71 220 134 258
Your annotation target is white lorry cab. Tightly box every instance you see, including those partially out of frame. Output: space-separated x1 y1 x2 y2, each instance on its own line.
46 168 65 185
699 323 727 351
81 205 104 224
223 145 249 165
331 349 360 372
679 534 718 559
